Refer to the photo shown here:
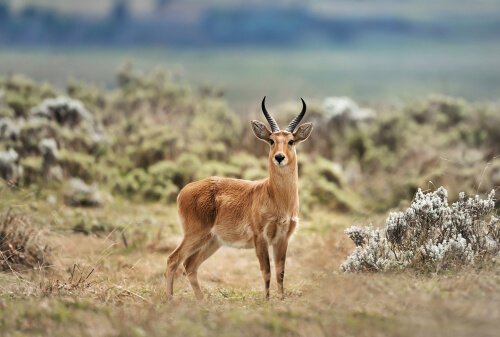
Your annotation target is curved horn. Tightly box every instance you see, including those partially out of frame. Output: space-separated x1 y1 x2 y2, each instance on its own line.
261 96 280 133
286 98 306 132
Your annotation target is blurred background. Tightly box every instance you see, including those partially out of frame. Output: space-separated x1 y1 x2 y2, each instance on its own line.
0 2 499 334
0 0 499 216
1 0 500 110
0 0 500 212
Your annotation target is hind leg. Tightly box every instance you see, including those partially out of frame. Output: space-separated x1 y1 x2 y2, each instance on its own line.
165 232 211 298
183 237 220 300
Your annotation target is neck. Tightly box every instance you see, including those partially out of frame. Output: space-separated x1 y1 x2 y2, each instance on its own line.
266 160 298 213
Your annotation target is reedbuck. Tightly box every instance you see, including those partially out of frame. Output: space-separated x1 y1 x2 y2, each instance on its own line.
165 97 313 300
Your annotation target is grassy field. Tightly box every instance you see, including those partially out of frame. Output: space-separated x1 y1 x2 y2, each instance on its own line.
2 41 500 111
1 34 499 336
0 188 498 337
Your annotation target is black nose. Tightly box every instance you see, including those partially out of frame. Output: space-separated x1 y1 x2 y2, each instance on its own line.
274 153 285 163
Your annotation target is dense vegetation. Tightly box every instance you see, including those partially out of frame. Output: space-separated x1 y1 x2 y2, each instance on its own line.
1 66 499 215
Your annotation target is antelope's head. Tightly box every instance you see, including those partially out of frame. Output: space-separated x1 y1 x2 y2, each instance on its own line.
251 97 313 168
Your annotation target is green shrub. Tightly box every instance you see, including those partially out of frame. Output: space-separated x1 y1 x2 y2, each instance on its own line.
114 168 149 197
57 150 96 182
0 106 15 118
231 152 267 181
474 105 500 154
187 98 241 160
19 156 42 185
148 160 184 187
114 162 181 202
300 157 360 212
2 75 56 118
66 80 107 115
124 124 179 169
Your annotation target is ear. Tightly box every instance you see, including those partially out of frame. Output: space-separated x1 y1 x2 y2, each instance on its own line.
251 120 272 142
293 122 313 143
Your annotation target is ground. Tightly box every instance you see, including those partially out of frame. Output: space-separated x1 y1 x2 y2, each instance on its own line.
0 192 498 337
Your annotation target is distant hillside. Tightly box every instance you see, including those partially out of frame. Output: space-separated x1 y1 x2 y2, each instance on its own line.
7 0 500 18
1 0 499 47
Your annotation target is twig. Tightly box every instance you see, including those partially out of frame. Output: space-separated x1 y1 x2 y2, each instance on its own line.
475 162 491 195
113 285 152 304
0 251 34 286
121 231 128 248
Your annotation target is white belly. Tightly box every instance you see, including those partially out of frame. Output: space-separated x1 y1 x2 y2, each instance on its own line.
211 223 254 249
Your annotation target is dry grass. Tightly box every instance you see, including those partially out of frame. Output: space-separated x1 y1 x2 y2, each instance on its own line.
0 209 52 273
0 194 498 337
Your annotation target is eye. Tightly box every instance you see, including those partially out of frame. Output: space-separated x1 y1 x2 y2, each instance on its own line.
269 139 275 146
288 140 294 146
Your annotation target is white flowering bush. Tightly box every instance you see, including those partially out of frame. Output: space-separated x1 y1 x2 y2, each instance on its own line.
341 187 498 272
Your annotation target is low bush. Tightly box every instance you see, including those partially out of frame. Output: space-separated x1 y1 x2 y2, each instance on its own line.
113 164 179 202
341 187 498 273
57 150 96 182
3 75 56 118
300 157 361 213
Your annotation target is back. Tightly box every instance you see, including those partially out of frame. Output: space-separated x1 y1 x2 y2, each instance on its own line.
177 176 267 231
